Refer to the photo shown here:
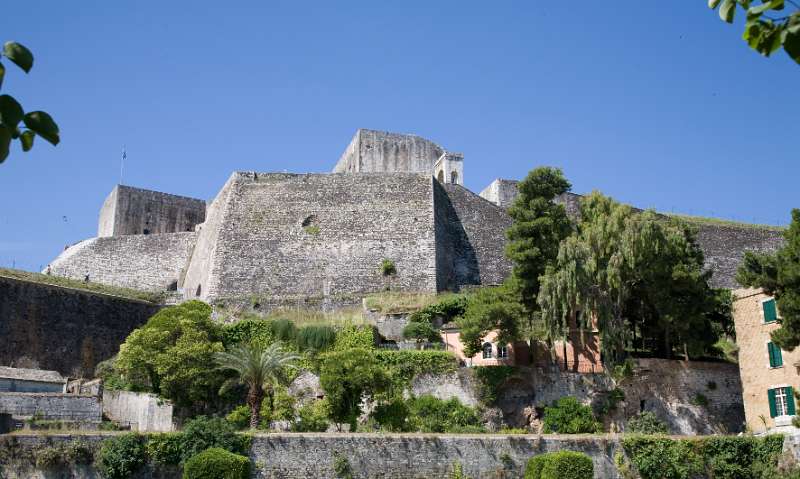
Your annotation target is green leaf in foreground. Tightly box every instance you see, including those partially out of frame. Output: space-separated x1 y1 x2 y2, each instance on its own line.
3 42 33 73
20 130 34 151
0 126 11 163
23 111 59 145
0 94 24 128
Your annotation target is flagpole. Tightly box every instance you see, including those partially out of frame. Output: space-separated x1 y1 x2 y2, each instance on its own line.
120 146 126 185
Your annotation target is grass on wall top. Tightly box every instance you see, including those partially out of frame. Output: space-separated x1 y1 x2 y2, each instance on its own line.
0 267 165 303
667 214 785 232
364 291 457 314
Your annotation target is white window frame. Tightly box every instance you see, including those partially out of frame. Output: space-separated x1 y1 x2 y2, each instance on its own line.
498 345 508 359
482 342 493 359
775 387 789 417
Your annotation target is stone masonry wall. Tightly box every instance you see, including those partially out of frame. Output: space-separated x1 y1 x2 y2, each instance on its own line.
0 393 101 421
479 179 520 208
184 172 438 305
0 433 622 479
437 183 513 288
98 185 206 237
48 232 197 292
103 390 174 432
333 129 445 174
0 276 160 377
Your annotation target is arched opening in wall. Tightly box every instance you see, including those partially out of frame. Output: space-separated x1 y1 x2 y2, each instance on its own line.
143 229 150 235
482 342 493 359
301 214 317 227
195 284 202 297
450 171 459 185
167 281 178 292
437 170 444 183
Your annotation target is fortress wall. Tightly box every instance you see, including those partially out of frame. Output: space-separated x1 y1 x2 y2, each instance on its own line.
98 185 206 237
479 178 520 208
433 182 479 290
690 222 784 289
190 172 439 305
439 184 513 288
48 232 197 292
333 129 445 174
0 276 160 377
181 174 239 299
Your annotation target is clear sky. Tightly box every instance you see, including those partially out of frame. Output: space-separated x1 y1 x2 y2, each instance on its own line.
0 1 797 272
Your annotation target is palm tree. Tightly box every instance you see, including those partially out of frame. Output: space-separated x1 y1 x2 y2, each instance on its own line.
215 342 300 429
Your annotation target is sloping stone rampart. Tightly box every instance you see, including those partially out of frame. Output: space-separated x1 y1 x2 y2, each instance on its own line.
183 172 438 304
48 232 197 292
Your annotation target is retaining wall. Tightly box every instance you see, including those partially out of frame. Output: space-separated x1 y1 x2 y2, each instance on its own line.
0 393 101 421
103 390 174 432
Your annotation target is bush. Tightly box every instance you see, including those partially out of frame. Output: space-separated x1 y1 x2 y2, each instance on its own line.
380 259 397 276
542 397 601 434
621 434 785 479
180 416 249 462
690 393 709 407
333 324 377 350
182 447 250 479
146 432 184 465
626 411 669 435
525 451 593 479
226 405 251 430
406 394 484 433
296 324 337 352
97 434 146 479
372 396 411 432
34 445 64 469
374 350 458 386
222 317 274 348
402 321 441 343
408 294 468 324
474 366 516 405
293 399 330 432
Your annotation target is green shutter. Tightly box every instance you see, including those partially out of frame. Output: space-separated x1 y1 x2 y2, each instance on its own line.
764 299 778 323
768 388 778 418
769 343 784 367
787 387 796 416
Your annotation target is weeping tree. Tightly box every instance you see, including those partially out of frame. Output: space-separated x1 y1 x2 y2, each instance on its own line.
215 342 299 429
537 192 720 366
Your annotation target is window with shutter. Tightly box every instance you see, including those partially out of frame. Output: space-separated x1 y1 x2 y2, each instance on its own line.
768 388 778 417
788 387 796 416
764 299 778 323
768 342 784 368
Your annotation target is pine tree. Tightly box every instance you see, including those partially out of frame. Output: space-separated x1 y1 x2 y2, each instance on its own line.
738 209 800 350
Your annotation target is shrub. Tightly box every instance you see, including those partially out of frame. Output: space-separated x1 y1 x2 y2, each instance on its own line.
333 324 377 350
372 396 411 432
296 324 337 352
380 259 397 276
525 451 593 479
183 447 250 479
97 433 146 479
180 416 249 462
146 432 184 465
406 394 484 433
270 318 298 342
402 321 441 343
333 451 353 479
690 393 709 407
542 397 601 434
626 411 668 435
621 434 785 479
474 366 516 405
34 445 64 469
226 405 251 430
374 350 458 386
408 294 467 324
222 318 274 348
293 399 330 432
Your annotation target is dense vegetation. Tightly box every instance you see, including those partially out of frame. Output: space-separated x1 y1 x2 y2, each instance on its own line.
525 451 594 479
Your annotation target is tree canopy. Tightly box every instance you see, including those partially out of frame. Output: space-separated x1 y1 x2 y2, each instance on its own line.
537 192 723 365
115 301 226 408
0 41 60 163
738 209 800 350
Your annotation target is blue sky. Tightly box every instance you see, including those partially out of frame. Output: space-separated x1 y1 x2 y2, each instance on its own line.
1 1 797 272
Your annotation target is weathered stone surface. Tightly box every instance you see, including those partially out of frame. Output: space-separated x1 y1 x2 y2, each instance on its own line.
98 185 206 237
48 232 197 292
0 275 160 377
182 173 439 305
0 393 101 421
333 129 445 174
479 179 520 209
103 390 174 432
411 369 480 407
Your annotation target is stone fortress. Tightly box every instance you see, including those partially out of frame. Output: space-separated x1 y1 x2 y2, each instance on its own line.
48 128 785 307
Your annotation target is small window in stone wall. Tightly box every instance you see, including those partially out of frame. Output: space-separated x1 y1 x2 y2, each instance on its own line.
482 342 493 359
498 345 508 359
143 229 150 235
195 284 202 297
167 281 178 292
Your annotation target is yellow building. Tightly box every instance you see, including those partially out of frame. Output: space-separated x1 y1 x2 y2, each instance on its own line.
733 288 797 433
